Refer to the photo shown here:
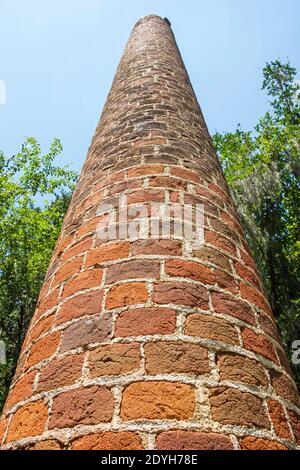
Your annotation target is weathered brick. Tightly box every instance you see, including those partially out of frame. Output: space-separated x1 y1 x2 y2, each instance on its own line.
156 431 233 450
153 281 209 309
63 268 103 298
49 386 114 429
270 370 299 406
241 328 279 364
193 246 231 271
267 400 292 440
71 432 143 450
36 288 59 318
234 261 260 289
115 307 176 337
165 259 215 285
288 410 300 444
185 314 239 345
5 371 37 410
214 269 239 294
106 282 148 309
27 314 56 343
170 167 202 184
240 282 272 316
121 381 195 420
53 256 84 287
58 290 103 324
26 439 63 450
149 175 187 190
209 387 270 428
127 164 163 177
26 332 61 369
211 291 256 325
37 354 84 391
6 401 48 442
106 259 160 284
61 237 93 262
217 352 268 387
131 239 182 256
85 242 130 267
205 230 237 257
60 314 111 352
239 436 287 450
127 189 164 204
144 341 209 375
89 343 141 377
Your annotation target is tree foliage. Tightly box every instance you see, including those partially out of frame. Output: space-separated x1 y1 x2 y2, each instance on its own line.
0 138 77 409
213 60 300 387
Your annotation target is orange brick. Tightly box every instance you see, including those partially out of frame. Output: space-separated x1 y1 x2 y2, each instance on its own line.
121 381 195 420
6 401 48 442
5 371 37 410
240 436 287 450
62 268 103 298
71 432 143 450
106 282 148 309
25 331 61 369
85 242 130 267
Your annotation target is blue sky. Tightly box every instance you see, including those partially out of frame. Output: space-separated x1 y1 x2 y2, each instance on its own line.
0 0 299 174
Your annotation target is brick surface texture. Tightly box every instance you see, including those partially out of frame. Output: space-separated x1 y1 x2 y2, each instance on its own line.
0 15 299 450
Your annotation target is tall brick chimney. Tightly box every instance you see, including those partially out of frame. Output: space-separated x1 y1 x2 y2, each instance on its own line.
1 15 299 450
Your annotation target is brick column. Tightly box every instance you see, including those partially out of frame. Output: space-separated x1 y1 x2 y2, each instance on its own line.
1 15 299 450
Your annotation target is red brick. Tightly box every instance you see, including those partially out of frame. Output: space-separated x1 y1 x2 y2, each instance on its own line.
170 167 202 184
240 282 273 316
121 381 195 420
6 401 48 442
89 343 141 377
57 290 103 324
49 386 114 429
106 282 148 309
241 328 279 364
214 268 239 294
62 268 103 298
127 189 164 204
288 410 300 444
85 242 130 267
235 261 261 289
144 341 209 375
53 256 84 287
153 281 209 309
185 313 239 345
205 230 237 256
165 259 215 285
26 332 61 369
156 431 233 450
36 288 59 318
131 239 182 256
27 313 56 343
209 387 270 429
267 400 292 440
211 291 256 325
127 164 163 178
71 432 143 450
106 259 160 284
37 354 84 392
240 436 287 450
61 237 92 262
115 307 176 337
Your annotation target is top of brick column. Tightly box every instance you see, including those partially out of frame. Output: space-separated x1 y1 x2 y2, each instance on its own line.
1 15 299 451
